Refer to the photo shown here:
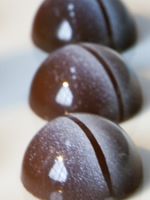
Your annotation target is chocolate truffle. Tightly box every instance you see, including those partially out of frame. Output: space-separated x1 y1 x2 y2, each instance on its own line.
29 44 142 122
21 114 143 200
32 0 137 52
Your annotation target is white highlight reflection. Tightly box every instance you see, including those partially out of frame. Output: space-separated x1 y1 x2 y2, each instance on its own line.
67 3 75 17
49 156 68 183
56 82 73 106
68 3 75 11
57 20 72 41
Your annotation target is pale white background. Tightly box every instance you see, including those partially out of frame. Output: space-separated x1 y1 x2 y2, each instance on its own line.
0 0 150 199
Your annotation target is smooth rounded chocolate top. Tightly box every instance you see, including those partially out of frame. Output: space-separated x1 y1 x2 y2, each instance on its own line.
22 114 143 200
30 43 142 122
32 0 137 52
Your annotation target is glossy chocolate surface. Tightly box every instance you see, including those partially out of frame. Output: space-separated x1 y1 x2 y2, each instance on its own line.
30 44 142 122
22 114 143 200
32 0 137 52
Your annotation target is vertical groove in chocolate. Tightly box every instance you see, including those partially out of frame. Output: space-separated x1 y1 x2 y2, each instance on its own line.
96 0 113 47
79 44 124 121
67 115 113 197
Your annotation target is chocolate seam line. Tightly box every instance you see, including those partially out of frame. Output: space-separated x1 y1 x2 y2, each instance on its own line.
96 0 114 48
79 44 124 122
66 115 113 197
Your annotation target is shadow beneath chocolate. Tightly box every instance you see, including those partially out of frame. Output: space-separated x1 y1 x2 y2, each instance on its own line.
138 77 150 112
135 15 150 43
123 53 150 113
123 15 150 112
139 148 150 191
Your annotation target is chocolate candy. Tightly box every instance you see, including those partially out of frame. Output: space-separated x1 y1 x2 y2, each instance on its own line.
29 43 142 122
32 0 137 52
21 114 143 200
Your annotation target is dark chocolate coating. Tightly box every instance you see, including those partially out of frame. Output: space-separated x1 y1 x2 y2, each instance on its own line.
29 44 142 122
21 114 143 200
32 0 137 52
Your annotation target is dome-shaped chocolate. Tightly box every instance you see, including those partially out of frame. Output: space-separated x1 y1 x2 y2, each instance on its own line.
29 44 142 122
22 114 143 200
32 0 137 52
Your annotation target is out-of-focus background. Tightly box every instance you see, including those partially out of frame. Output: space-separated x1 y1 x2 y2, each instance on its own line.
0 0 40 54
0 0 150 199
